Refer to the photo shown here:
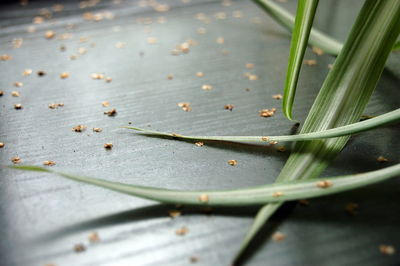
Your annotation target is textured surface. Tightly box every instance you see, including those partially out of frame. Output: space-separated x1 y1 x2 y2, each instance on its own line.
0 0 399 266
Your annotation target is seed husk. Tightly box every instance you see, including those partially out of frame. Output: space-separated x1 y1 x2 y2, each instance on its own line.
14 82 23 87
178 102 192 112
224 104 234 111
60 72 70 79
201 84 213 91
93 128 102 132
22 69 32 76
11 156 21 164
101 101 110 107
196 72 204 77
11 91 20 97
272 232 285 242
104 143 113 149
43 160 56 166
1 54 12 61
14 104 23 110
304 59 317 66
195 142 204 147
316 180 332 188
104 108 117 116
45 30 56 39
168 210 182 218
175 226 189 236
272 191 284 197
259 108 276 117
72 125 86 132
228 160 237 166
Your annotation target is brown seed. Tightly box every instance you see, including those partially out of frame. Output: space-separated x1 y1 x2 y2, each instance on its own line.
0 142 4 148
14 82 23 87
104 108 117 116
88 232 100 243
201 84 213 91
304 59 317 66
196 72 204 77
48 103 64 109
227 159 237 166
178 102 192 112
224 104 234 111
167 74 174 80
14 104 23 109
104 143 113 149
0 90 3 96
316 180 332 189
11 156 21 164
245 63 254 69
11 91 20 97
60 72 69 79
272 232 285 242
93 128 102 132
198 194 209 203
45 30 56 39
168 210 182 218
345 202 359 216
175 226 189 236
91 73 104 80
272 94 283 100
22 69 32 76
312 46 324 56
37 70 46 76
72 125 86 132
377 156 388 162
195 142 204 147
272 191 283 197
259 108 276 117
190 256 199 263
1 54 12 61
105 77 112 83
277 146 286 152
74 243 86 253
43 160 56 166
261 136 269 141
101 101 110 107
379 245 395 255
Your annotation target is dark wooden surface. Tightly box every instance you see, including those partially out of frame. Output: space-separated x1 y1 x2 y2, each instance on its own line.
1 0 399 265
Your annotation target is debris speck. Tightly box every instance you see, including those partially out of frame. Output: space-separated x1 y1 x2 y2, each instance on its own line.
14 103 23 110
168 210 182 218
224 104 234 111
272 94 283 100
11 156 21 164
201 84 213 91
272 232 285 242
345 202 359 216
104 108 117 116
379 245 395 255
195 142 204 147
198 194 209 203
93 128 102 132
175 226 189 236
104 143 113 149
60 72 70 79
227 160 237 166
88 232 100 243
304 59 317 66
178 102 192 112
74 243 86 253
11 91 20 97
377 156 388 163
316 180 332 189
43 160 56 166
259 108 276 117
72 125 86 132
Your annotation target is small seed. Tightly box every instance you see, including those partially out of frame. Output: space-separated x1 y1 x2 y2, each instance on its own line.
102 101 110 107
167 74 174 80
327 64 333 69
269 141 278 145
304 59 317 66
198 194 209 203
11 91 20 97
14 104 23 109
91 73 104 80
312 46 324 56
11 156 21 164
261 136 269 141
104 143 113 149
245 63 254 69
379 245 395 255
60 72 69 79
0 90 3 96
1 54 12 61
248 74 258 80
105 77 112 83
43 160 56 166
104 108 117 116
277 146 286 152
147 37 157 44
14 82 23 87
196 72 204 77
37 70 46 76
216 37 224 44
22 69 32 76
272 191 283 197
377 156 388 163
259 108 276 117
115 41 127 48
168 210 182 218
0 142 4 148
272 94 283 100
88 232 100 243
72 125 86 132
227 159 237 166
224 104 234 111
78 47 87 54
201 84 213 91
45 30 56 39
272 232 285 242
316 180 332 188
73 243 86 253
190 256 199 263
175 226 188 236
178 102 192 112
93 128 102 132
195 142 204 147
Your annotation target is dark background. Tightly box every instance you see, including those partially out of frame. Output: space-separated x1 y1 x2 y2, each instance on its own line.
0 0 399 265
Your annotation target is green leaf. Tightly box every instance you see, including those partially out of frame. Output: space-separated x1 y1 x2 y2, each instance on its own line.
122 108 400 143
239 0 400 261
393 41 400 51
283 0 319 120
10 163 400 205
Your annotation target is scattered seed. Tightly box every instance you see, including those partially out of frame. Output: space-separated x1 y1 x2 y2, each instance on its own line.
345 202 359 216
248 74 258 80
115 41 127 48
93 128 102 132
91 73 104 80
74 243 86 253
272 232 285 242
269 141 278 145
0 142 4 148
245 63 254 69
312 46 324 56
190 256 199 263
147 37 157 44
168 210 182 218
195 142 204 147
224 104 234 111
379 245 395 255
104 108 117 116
227 159 237 166
60 72 69 79
78 47 87 55
102 101 110 107
261 136 269 141
196 72 204 77
272 191 283 197
277 146 286 152
1 54 12 61
43 160 56 166
316 180 332 189
14 82 23 87
88 232 100 243
104 143 113 149
37 70 46 76
167 74 174 80
0 90 3 96
216 37 224 44
377 156 388 163
198 194 209 203
272 94 283 100
11 91 20 97
201 84 213 91
11 156 21 164
14 104 23 110
72 125 86 132
259 108 276 117
178 102 192 112
22 69 32 76
105 77 112 83
69 55 78 60
304 59 317 66
48 103 64 109
175 226 189 236
45 30 56 39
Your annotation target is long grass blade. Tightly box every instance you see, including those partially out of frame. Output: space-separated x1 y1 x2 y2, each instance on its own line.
122 108 400 143
283 0 319 120
10 164 400 206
